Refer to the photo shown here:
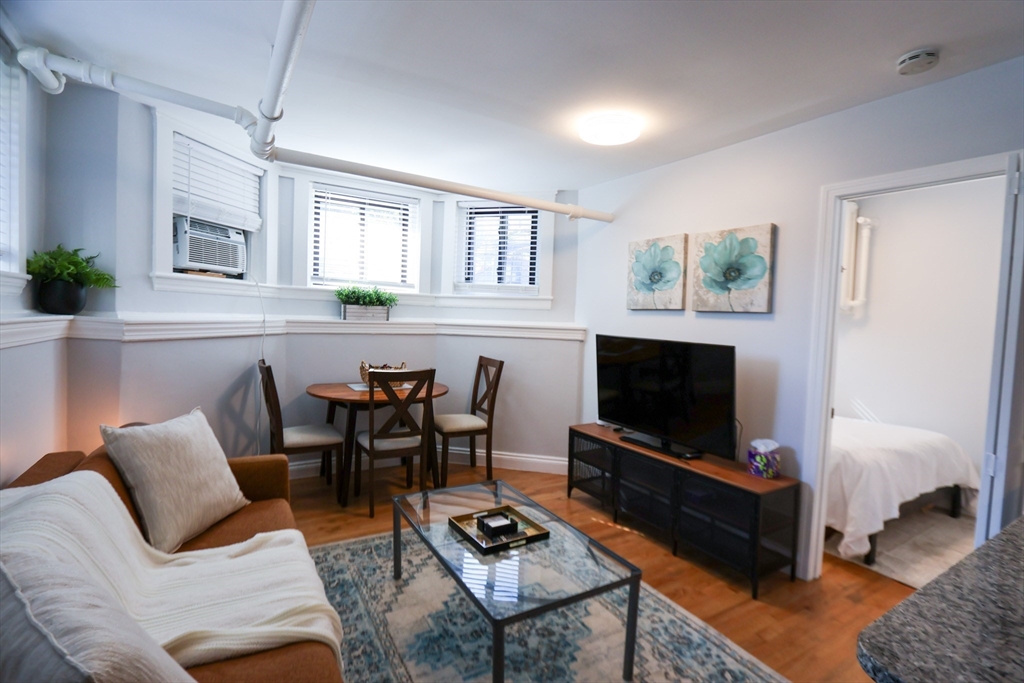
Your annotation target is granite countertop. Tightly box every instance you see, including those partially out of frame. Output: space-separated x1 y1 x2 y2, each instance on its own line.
858 516 1024 683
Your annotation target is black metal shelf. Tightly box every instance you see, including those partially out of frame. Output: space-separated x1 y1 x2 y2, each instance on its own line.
568 424 800 599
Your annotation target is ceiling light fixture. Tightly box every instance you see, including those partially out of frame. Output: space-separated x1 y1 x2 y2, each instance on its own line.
579 112 644 146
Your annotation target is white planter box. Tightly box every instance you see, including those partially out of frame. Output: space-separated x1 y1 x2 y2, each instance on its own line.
342 304 390 321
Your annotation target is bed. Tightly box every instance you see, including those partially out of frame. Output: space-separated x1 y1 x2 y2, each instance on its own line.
825 417 981 560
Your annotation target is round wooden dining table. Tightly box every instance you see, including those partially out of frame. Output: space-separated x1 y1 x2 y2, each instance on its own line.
306 381 449 506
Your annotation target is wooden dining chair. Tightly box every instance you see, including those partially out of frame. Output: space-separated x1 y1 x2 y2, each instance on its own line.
353 367 436 518
258 360 345 487
433 356 504 485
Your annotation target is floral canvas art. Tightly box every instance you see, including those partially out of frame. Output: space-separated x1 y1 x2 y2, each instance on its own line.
627 234 687 310
689 224 775 313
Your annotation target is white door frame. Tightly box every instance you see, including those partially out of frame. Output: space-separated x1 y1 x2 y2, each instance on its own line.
800 151 1021 580
977 153 1024 543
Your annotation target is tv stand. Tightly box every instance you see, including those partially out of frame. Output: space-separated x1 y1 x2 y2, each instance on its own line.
620 435 702 460
567 423 800 599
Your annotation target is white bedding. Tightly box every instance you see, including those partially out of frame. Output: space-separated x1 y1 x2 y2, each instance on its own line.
826 417 980 558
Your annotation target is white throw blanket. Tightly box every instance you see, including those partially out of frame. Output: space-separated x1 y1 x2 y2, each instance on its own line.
826 417 980 558
0 471 343 669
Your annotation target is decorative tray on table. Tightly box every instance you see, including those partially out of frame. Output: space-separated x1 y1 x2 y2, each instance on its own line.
448 506 550 555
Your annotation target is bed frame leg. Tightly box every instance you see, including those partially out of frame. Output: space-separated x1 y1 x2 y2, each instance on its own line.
864 533 878 566
950 485 962 519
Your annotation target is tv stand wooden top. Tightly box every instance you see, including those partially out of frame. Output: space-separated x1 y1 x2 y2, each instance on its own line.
570 423 798 496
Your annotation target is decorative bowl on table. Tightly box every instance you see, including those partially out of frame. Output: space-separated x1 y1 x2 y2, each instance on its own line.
359 361 407 387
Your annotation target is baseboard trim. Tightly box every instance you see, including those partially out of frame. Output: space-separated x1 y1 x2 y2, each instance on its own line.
288 447 567 480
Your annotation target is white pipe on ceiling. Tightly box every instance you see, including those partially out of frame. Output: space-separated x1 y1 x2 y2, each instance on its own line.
250 0 316 160
11 0 615 223
274 147 616 222
18 46 258 132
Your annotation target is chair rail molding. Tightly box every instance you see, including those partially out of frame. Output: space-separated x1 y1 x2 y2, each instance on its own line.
3 312 587 344
0 315 73 349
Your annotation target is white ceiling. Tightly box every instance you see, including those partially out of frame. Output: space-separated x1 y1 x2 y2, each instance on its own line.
5 0 1023 190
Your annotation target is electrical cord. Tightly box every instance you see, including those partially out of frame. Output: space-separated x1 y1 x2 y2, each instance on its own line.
735 418 744 460
253 276 268 456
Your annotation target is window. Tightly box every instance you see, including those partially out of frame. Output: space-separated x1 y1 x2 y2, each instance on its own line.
172 132 263 232
310 184 420 288
458 204 539 294
171 133 263 277
0 38 22 273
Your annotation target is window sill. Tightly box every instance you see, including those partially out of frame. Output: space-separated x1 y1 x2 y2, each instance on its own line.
151 272 553 310
434 294 552 310
0 272 32 296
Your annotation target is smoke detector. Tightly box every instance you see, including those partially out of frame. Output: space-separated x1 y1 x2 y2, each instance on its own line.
897 49 939 76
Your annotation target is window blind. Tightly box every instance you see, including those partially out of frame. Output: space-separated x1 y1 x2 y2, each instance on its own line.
172 132 264 232
0 39 21 273
310 184 419 287
461 205 538 289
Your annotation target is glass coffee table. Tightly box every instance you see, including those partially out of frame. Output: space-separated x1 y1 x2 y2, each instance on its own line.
393 480 641 683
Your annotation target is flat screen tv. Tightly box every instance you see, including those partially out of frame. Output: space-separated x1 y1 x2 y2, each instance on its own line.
596 334 736 459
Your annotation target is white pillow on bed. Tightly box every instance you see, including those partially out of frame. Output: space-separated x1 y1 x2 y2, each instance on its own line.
100 409 248 553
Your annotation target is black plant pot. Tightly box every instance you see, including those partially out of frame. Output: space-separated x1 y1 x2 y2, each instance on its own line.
37 279 88 315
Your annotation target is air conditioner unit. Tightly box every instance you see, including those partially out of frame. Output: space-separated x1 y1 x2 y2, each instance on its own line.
173 216 247 275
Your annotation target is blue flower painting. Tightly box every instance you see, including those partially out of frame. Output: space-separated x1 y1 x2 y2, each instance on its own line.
627 234 687 309
633 243 682 292
690 224 774 312
699 232 767 294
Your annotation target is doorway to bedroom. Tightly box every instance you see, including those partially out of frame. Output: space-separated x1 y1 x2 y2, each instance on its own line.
821 176 1006 587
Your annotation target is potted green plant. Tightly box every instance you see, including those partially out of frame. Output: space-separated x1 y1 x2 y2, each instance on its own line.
26 244 116 315
334 285 399 321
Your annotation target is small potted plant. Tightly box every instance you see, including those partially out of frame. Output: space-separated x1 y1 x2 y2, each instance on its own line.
334 285 399 321
26 244 116 315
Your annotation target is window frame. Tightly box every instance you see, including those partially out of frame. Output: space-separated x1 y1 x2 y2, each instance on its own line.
275 167 436 296
151 112 276 289
0 35 26 284
457 202 540 295
440 194 555 307
308 181 421 290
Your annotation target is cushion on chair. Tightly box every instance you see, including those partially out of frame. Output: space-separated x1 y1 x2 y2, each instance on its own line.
433 413 488 434
356 431 422 452
281 424 344 450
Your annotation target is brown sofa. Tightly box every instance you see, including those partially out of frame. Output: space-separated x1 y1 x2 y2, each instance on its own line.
8 447 343 683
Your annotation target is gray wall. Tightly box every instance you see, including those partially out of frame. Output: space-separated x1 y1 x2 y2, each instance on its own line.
575 57 1024 575
53 329 581 477
0 339 66 485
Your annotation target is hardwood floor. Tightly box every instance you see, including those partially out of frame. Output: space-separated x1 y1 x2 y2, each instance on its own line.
292 463 913 683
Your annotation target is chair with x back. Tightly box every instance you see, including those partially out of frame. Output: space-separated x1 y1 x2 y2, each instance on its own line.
353 367 436 518
258 360 345 490
433 356 504 486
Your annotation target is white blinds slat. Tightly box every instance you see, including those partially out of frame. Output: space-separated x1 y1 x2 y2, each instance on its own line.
172 133 263 231
462 205 538 288
310 185 418 287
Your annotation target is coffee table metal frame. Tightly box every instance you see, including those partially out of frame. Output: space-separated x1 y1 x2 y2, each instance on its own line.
393 480 642 683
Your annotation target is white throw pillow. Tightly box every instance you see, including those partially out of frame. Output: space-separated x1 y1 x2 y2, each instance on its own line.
100 409 248 552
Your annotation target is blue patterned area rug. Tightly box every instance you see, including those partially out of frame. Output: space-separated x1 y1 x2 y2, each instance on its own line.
311 531 787 683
